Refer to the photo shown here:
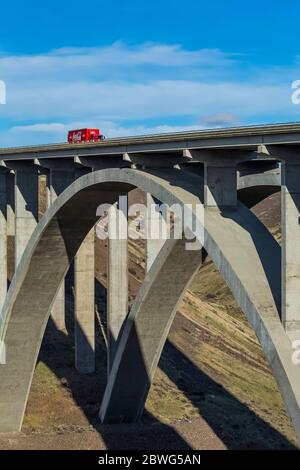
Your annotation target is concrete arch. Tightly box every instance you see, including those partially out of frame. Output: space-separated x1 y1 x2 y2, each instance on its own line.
179 166 281 207
0 168 299 446
238 171 280 207
100 236 202 423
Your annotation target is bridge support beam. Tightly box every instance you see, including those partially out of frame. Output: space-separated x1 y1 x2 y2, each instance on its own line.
185 148 260 209
6 172 15 239
49 167 75 331
204 163 237 208
6 172 15 285
13 164 38 266
0 170 7 311
107 197 128 372
145 193 167 272
74 227 95 373
263 145 300 335
281 161 300 333
100 237 202 424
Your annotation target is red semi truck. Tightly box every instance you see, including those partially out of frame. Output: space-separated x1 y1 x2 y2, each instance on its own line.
68 128 105 143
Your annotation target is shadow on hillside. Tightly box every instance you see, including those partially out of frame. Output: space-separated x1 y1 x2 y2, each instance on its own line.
157 339 296 449
38 321 192 450
37 276 191 450
34 263 296 450
38 301 296 450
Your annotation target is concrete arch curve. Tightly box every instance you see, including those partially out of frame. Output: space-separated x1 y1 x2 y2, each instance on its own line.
238 172 280 207
0 168 299 446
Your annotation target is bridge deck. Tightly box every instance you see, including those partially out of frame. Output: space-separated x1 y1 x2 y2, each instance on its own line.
0 122 300 160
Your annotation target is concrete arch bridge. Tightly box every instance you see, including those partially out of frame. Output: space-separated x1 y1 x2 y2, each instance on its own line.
0 123 299 445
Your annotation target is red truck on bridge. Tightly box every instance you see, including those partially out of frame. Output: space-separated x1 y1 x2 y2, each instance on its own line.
68 128 105 143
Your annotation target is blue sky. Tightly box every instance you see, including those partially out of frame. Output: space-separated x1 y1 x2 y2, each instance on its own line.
0 0 300 146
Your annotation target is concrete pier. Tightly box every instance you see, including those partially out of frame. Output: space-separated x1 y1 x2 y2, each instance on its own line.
204 163 237 208
100 237 202 424
107 198 128 372
6 172 15 285
0 170 7 311
6 172 15 239
50 167 75 330
262 144 300 334
145 193 167 272
14 164 39 266
184 149 242 209
74 228 95 373
281 161 300 333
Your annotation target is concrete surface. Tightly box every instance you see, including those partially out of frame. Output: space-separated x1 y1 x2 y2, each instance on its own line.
74 227 95 374
49 168 75 331
145 193 167 272
0 170 7 312
1 123 300 160
107 199 128 372
13 164 38 266
281 162 300 333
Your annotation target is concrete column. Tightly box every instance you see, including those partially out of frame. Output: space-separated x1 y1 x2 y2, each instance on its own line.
204 163 237 208
50 168 75 330
37 170 49 219
6 172 15 238
6 172 15 284
145 193 167 273
74 228 95 373
100 237 203 424
45 172 51 211
184 149 251 210
14 165 38 266
0 170 7 312
281 162 300 333
107 197 128 372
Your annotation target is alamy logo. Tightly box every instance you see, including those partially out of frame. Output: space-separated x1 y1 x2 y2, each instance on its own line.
292 340 300 365
95 197 205 251
291 80 300 105
0 81 6 105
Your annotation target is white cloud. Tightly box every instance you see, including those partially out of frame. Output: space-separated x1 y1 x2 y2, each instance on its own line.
0 43 236 78
1 79 294 121
0 42 300 146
